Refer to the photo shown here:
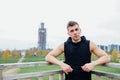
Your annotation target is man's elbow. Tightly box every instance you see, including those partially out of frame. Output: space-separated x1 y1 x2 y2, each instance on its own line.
105 55 111 63
45 54 50 62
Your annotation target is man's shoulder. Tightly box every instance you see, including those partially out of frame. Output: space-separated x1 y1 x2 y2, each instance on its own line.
57 43 64 52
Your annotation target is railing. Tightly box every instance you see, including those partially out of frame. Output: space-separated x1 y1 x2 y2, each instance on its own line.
0 62 120 80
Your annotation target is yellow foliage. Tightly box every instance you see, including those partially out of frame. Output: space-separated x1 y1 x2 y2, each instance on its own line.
2 49 12 62
12 50 21 57
25 50 31 58
111 48 119 62
42 50 49 55
36 49 41 55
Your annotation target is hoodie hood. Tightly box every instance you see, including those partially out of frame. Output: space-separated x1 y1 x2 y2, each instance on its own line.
66 36 86 44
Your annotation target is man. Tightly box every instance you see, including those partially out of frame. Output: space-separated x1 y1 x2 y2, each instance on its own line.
45 21 110 80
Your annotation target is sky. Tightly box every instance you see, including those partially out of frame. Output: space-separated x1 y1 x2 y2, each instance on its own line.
0 0 120 50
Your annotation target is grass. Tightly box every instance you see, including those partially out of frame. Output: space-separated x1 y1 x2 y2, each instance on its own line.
19 65 60 73
0 57 20 63
94 66 120 74
23 55 46 62
19 65 61 80
92 66 120 80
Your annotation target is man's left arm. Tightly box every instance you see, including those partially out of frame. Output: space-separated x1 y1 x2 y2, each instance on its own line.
81 41 110 72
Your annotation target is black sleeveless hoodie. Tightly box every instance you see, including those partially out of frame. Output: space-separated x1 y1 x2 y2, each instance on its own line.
64 36 91 80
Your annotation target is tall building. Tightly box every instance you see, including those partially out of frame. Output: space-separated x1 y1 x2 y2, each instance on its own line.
38 22 46 50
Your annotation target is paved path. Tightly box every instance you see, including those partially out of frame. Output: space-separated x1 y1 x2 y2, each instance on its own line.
3 56 25 75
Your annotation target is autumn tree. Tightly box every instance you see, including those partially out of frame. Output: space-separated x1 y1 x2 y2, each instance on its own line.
25 50 32 58
42 50 49 56
111 48 119 62
12 49 21 57
2 49 12 62
36 49 41 56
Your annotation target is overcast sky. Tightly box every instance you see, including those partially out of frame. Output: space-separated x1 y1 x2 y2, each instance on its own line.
0 0 120 50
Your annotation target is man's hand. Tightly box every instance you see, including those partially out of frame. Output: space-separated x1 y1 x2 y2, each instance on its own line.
81 63 95 72
59 62 73 74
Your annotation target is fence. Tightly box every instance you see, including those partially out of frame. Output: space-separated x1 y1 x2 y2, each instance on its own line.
0 62 120 80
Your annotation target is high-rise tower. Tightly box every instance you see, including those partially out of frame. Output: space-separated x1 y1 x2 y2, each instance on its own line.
38 22 46 50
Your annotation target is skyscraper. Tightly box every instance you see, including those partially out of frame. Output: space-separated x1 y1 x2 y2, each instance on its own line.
38 22 46 50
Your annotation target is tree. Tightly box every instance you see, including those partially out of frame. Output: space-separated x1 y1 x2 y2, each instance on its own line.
36 49 41 56
12 49 21 57
25 50 31 58
42 50 49 56
2 49 12 62
111 48 119 62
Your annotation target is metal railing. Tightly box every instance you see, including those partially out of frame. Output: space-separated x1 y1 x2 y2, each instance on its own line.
0 62 120 80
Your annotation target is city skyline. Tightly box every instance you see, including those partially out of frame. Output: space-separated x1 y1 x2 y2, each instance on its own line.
0 0 120 50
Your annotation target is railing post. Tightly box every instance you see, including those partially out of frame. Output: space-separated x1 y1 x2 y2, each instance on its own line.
108 77 113 80
0 65 3 80
49 74 54 80
0 70 3 80
59 73 63 80
96 75 101 80
38 76 43 80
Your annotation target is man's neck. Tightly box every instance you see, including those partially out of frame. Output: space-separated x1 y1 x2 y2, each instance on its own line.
72 38 81 43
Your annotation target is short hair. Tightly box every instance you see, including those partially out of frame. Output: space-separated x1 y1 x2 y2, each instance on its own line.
67 21 79 29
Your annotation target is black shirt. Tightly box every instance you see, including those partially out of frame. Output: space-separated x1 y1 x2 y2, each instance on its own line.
64 36 91 80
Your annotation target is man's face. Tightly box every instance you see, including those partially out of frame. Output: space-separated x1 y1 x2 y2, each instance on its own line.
67 24 81 41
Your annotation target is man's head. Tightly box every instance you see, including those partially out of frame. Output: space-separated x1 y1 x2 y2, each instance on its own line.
67 21 79 30
67 21 81 42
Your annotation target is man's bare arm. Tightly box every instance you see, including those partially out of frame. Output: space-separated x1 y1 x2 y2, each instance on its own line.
90 41 110 66
45 43 64 65
82 41 110 72
45 43 73 74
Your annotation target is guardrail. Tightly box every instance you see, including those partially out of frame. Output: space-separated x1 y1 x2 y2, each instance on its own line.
0 62 120 80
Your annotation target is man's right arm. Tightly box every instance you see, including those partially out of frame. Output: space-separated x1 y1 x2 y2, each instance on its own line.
45 43 64 65
45 43 73 74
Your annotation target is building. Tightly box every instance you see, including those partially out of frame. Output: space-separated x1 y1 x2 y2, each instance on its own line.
98 44 120 53
108 44 120 53
98 45 108 51
38 22 46 50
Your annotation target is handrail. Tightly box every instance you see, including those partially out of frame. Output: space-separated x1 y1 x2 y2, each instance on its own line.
92 70 120 79
103 62 120 68
3 70 63 80
0 62 119 70
0 61 51 69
